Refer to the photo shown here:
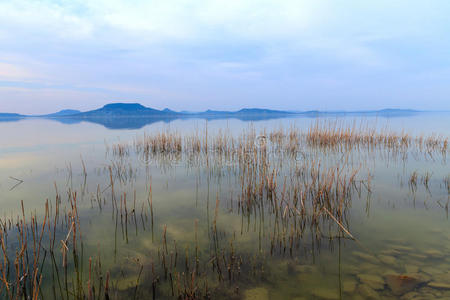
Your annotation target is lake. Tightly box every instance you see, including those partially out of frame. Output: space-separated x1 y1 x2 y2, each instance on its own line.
0 112 449 299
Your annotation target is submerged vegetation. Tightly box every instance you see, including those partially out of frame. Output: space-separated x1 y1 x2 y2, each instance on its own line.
1 121 449 299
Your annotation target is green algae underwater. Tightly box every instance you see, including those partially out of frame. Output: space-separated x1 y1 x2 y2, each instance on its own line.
0 119 449 300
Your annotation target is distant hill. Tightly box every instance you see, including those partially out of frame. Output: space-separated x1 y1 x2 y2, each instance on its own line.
288 108 421 117
236 108 294 115
72 103 179 117
44 109 81 117
0 113 24 118
0 113 25 121
197 108 294 117
37 103 295 119
377 109 418 113
0 103 436 129
0 103 425 119
372 108 419 116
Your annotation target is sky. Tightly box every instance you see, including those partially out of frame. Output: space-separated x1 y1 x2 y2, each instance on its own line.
0 0 450 114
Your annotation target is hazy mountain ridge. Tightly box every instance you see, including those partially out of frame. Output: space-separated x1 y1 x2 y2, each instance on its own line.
0 103 425 119
0 103 441 129
76 103 171 116
0 113 25 122
0 113 24 117
42 109 82 117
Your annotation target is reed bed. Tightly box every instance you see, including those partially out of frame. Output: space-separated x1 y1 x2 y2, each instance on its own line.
1 122 448 299
107 121 448 166
306 120 448 156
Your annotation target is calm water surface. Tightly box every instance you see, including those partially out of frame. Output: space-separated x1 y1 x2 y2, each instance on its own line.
0 113 449 299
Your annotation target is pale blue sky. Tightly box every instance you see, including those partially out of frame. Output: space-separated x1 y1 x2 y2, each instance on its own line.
0 0 450 114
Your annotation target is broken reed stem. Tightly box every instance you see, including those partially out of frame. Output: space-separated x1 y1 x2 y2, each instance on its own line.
321 207 355 240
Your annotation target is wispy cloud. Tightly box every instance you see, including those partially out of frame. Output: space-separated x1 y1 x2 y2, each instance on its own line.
0 0 449 113
0 62 36 81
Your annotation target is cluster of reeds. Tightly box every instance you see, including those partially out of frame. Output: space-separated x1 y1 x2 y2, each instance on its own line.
0 200 47 300
105 123 448 172
409 171 419 192
134 131 182 156
103 126 367 297
306 120 448 156
407 170 442 194
0 189 116 300
2 122 447 299
112 143 130 158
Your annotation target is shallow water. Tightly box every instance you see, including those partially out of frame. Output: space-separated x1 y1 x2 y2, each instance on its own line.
0 114 449 299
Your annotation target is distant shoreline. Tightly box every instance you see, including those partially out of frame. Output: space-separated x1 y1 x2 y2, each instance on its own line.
1 102 440 119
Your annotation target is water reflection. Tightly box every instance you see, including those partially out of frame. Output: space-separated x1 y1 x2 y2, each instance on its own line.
0 110 446 130
0 117 449 299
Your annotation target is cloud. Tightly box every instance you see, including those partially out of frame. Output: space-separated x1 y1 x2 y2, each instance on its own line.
0 1 93 41
0 62 35 80
0 0 320 45
0 0 450 112
0 86 110 114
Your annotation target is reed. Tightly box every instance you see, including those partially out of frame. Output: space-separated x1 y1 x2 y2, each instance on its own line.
409 171 418 192
1 122 447 300
445 175 450 196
